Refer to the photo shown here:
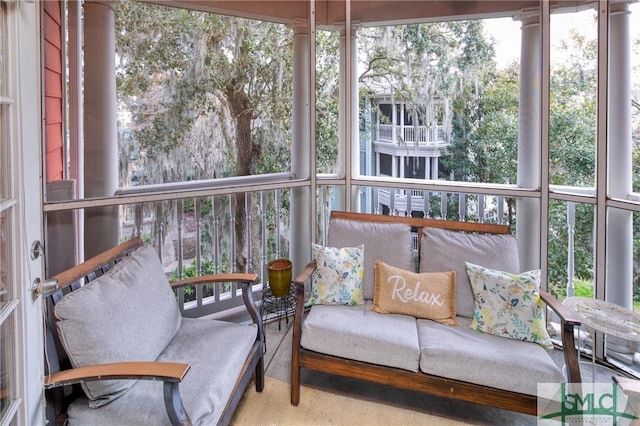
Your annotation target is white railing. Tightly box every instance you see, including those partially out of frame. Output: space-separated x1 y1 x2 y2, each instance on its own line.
46 177 584 322
377 124 449 145
44 176 296 319
374 188 507 224
315 184 514 256
121 189 289 318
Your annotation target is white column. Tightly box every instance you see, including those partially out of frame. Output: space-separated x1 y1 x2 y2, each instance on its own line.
391 101 397 146
290 19 311 272
425 156 431 180
400 104 405 141
68 0 84 263
606 3 633 309
83 1 119 257
365 97 372 212
338 24 360 208
350 26 360 207
515 10 541 272
431 157 439 179
391 155 397 178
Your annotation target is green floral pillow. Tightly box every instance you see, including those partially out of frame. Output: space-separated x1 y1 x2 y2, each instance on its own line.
465 262 553 350
309 244 364 305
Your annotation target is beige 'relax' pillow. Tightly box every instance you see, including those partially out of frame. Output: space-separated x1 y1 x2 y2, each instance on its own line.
372 260 458 325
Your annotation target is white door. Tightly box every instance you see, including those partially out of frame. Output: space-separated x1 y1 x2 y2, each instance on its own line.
1 1 45 425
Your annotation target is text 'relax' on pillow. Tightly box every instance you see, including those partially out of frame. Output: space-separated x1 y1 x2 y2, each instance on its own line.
372 260 457 325
465 261 553 350
309 243 364 305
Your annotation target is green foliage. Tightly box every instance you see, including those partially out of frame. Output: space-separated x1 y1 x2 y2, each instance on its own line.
445 27 599 294
446 64 519 185
362 20 610 296
359 21 493 123
549 279 593 300
316 30 340 174
169 258 231 301
170 258 222 281
633 212 640 305
116 1 295 269
549 34 596 187
182 198 212 216
547 201 594 288
115 7 640 305
115 0 294 185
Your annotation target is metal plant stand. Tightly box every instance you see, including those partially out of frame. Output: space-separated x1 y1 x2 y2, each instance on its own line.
260 282 296 352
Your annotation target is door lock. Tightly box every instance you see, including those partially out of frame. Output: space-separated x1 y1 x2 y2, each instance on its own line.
30 240 44 260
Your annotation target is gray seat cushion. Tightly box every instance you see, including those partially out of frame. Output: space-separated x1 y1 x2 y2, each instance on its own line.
417 317 565 396
301 302 420 372
420 227 520 318
67 318 258 425
54 245 182 406
328 218 413 300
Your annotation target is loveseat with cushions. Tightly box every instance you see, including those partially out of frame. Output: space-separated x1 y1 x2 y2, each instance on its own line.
291 211 582 415
42 237 264 426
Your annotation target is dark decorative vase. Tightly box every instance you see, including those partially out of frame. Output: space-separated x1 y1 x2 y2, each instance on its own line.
267 258 292 298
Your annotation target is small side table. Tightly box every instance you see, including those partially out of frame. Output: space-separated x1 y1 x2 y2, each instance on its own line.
260 282 296 332
564 297 640 381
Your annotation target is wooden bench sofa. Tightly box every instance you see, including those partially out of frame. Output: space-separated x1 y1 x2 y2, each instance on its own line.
41 237 264 426
291 211 582 415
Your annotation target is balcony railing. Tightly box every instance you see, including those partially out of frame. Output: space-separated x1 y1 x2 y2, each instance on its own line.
375 188 509 224
119 189 290 319
377 124 449 145
43 173 299 320
45 177 593 326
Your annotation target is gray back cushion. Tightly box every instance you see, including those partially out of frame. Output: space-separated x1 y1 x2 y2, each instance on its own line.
54 245 182 407
420 227 520 318
328 218 413 300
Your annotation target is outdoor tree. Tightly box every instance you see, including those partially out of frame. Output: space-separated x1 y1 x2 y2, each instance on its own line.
115 2 639 304
359 22 492 132
359 21 508 220
357 19 608 295
115 0 293 270
546 29 598 291
315 30 340 174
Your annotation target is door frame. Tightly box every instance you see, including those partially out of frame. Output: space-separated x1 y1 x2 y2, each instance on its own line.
6 0 45 424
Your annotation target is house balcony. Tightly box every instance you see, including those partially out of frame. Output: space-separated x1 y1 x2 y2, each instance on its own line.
375 124 450 157
377 123 449 145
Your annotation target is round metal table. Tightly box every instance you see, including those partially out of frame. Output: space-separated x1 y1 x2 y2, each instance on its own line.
564 297 640 381
564 297 640 342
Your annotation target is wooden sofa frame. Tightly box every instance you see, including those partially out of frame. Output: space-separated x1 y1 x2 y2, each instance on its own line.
291 211 582 416
41 236 264 426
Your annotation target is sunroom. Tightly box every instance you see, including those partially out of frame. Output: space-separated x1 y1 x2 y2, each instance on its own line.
2 0 640 424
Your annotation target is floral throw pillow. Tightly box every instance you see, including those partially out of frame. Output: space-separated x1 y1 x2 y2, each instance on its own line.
465 262 553 350
309 244 365 305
